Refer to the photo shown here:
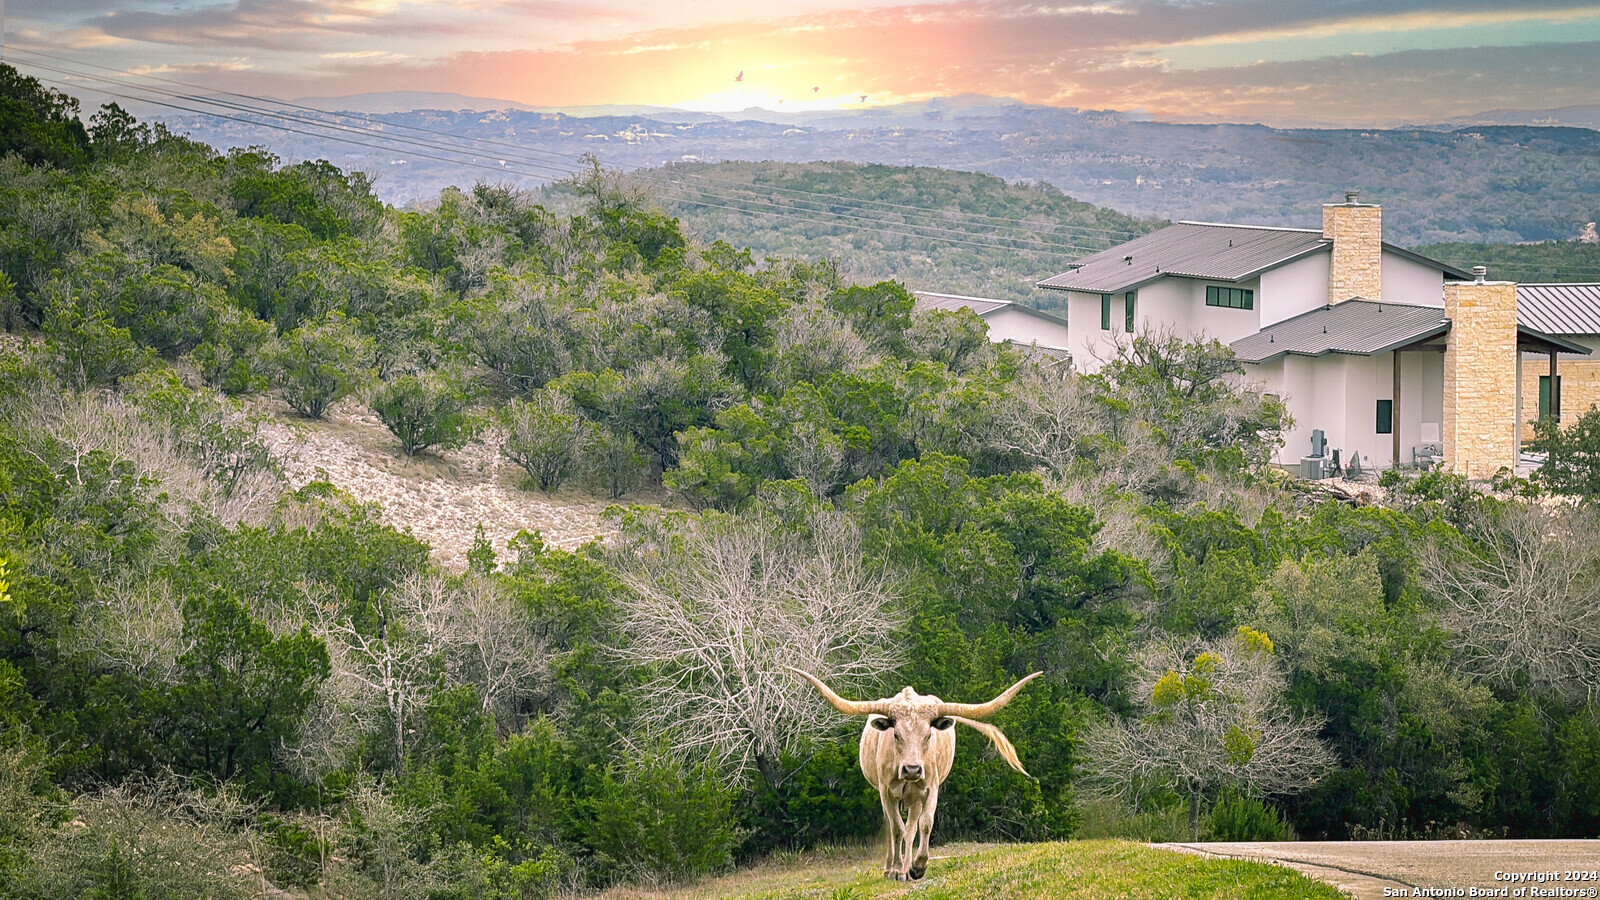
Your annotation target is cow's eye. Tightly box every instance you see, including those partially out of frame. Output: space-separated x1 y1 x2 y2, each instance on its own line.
932 717 954 730
870 717 895 731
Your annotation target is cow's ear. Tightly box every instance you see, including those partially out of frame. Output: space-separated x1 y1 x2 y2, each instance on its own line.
932 716 954 731
869 716 895 731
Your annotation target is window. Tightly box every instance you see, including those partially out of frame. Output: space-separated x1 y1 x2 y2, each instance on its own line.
1124 291 1137 332
1540 375 1563 419
1101 293 1111 330
1206 285 1254 309
1376 399 1393 435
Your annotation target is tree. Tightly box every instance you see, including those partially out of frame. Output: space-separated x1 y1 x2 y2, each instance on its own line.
273 313 373 419
0 63 90 168
606 509 903 780
500 389 585 491
370 372 477 457
1080 627 1335 839
161 593 331 785
1528 407 1600 499
1418 502 1600 707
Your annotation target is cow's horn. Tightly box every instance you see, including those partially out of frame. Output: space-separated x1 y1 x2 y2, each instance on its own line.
936 672 1043 719
785 666 887 716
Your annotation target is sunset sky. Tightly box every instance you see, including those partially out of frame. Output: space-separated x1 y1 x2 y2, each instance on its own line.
7 1 1600 124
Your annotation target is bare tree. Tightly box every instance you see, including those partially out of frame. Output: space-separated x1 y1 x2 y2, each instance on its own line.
304 572 548 774
1080 628 1334 839
607 509 903 780
1418 502 1600 707
76 575 190 683
769 299 878 389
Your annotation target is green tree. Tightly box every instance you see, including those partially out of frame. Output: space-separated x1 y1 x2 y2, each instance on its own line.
0 64 90 168
370 372 478 457
273 313 373 419
1529 407 1600 499
500 390 586 491
161 593 330 786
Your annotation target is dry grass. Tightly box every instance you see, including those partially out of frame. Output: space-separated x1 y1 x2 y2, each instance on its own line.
257 397 659 569
589 840 1346 900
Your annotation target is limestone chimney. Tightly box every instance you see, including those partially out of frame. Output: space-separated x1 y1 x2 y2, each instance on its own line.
1323 191 1382 304
1442 275 1519 479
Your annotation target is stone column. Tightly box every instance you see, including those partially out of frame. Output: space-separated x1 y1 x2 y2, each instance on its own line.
1443 277 1519 479
1323 191 1383 305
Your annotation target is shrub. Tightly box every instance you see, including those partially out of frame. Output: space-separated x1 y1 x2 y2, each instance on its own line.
501 390 585 491
273 313 372 419
583 751 741 883
42 299 152 390
583 428 645 500
371 372 478 457
191 303 277 395
1205 789 1293 841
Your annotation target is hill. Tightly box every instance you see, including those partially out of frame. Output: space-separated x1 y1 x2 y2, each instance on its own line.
155 98 1600 243
609 160 1163 306
1413 238 1600 284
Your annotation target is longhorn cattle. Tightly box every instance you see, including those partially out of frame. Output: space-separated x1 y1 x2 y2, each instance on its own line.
786 667 1042 881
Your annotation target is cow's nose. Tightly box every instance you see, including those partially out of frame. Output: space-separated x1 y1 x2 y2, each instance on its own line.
900 764 924 781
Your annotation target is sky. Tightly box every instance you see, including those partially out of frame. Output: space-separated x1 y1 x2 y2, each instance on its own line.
6 0 1600 125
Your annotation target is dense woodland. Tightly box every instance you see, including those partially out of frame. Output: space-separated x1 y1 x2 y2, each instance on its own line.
3 65 1600 899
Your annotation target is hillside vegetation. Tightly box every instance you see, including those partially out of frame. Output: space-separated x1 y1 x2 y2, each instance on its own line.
615 161 1162 306
5 64 1600 900
1416 238 1600 284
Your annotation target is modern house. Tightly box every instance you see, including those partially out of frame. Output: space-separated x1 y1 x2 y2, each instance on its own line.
1036 192 1593 478
911 291 1073 358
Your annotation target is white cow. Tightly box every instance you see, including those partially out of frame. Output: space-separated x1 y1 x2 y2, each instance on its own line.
787 667 1041 880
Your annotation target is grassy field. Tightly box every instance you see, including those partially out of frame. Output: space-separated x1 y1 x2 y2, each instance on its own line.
594 840 1346 900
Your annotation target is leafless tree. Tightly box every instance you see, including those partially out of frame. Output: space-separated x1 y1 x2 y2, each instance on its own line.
769 300 878 388
607 509 903 780
1418 502 1600 707
304 572 548 775
1079 629 1335 839
76 574 190 683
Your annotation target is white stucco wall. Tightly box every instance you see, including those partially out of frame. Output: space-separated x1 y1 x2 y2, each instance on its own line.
1250 349 1444 469
980 307 1071 349
1381 252 1447 306
1259 252 1331 326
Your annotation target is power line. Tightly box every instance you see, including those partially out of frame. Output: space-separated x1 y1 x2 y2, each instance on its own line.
9 47 1143 245
16 61 1098 261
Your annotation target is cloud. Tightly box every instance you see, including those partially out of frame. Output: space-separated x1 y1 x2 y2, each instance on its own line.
17 0 1600 124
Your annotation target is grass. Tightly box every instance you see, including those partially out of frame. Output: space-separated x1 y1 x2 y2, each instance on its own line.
592 839 1347 900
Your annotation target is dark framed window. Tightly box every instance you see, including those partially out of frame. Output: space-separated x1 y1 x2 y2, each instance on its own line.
1124 291 1137 332
1540 375 1562 419
1206 285 1254 309
1101 293 1111 330
1376 399 1393 434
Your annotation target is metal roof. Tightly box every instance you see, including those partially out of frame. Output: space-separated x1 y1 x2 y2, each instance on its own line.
1517 283 1600 335
911 291 1069 327
1231 299 1591 364
1231 300 1449 364
1035 221 1473 294
1036 223 1330 294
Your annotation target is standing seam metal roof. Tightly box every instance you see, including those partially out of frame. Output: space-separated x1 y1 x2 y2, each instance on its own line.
1231 298 1592 364
910 291 1070 327
1229 300 1449 364
1036 222 1330 294
1517 284 1600 335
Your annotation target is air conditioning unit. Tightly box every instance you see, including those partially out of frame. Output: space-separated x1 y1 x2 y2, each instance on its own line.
1300 456 1329 480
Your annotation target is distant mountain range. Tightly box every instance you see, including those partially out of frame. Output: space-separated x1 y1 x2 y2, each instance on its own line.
155 93 1600 244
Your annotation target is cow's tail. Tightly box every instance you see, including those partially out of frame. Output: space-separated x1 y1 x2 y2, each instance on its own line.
950 715 1030 777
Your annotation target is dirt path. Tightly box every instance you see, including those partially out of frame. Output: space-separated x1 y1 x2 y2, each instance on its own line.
258 399 653 570
1162 841 1600 898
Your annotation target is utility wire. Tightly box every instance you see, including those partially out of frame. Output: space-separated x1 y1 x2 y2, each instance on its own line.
9 47 1144 246
19 62 1101 259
